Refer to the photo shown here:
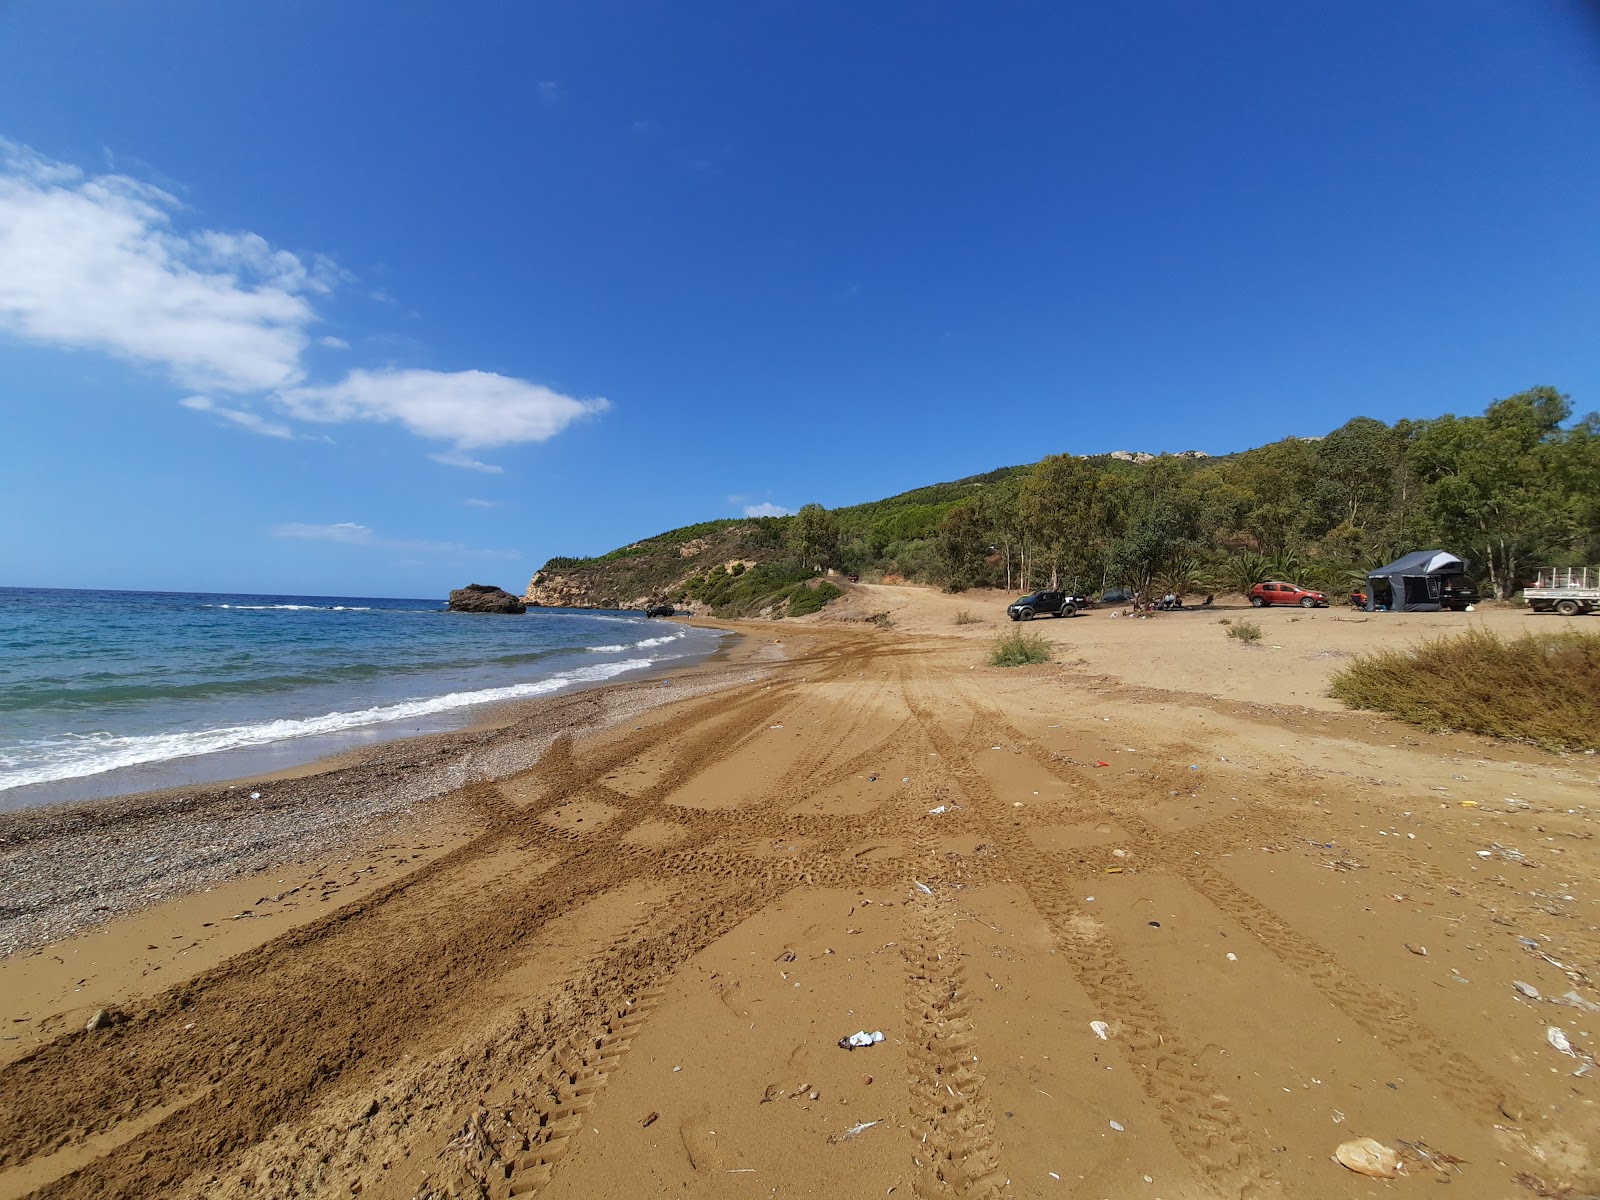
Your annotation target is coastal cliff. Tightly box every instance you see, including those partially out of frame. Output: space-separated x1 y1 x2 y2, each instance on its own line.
524 519 783 613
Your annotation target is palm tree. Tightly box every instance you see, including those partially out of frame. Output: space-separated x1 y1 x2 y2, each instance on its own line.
1217 551 1270 596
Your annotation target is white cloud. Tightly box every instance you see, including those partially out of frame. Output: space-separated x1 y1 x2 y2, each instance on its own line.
179 395 294 439
275 521 374 543
743 502 793 518
1 141 612 462
272 521 518 558
430 450 504 474
463 497 504 508
0 140 320 392
279 367 608 449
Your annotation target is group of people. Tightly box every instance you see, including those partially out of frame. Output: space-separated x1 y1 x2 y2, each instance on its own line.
1133 592 1214 612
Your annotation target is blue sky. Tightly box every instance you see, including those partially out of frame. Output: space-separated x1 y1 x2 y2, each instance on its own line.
2 2 1597 598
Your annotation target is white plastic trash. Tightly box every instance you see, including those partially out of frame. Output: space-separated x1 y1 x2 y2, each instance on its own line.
1090 1020 1110 1040
839 1030 885 1050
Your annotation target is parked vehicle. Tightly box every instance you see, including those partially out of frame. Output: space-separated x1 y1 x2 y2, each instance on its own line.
1525 566 1599 616
1248 581 1328 608
645 604 676 618
1007 590 1088 620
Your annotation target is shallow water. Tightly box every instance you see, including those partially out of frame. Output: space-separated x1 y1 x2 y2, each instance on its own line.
0 587 720 808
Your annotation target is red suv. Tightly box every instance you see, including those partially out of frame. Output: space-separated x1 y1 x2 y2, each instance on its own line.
1248 581 1327 608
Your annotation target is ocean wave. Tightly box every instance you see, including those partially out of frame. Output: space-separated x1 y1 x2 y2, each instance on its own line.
0 658 655 791
585 630 686 653
204 604 376 611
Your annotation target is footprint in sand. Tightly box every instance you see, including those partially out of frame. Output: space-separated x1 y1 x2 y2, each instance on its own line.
714 979 751 1018
679 1110 724 1171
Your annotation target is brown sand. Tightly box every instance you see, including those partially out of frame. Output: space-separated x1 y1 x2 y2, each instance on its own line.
2 591 1597 1199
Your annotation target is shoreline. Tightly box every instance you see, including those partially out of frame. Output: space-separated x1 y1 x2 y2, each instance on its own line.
0 622 773 958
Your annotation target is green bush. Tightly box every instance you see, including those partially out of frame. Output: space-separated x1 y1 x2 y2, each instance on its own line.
1227 622 1262 643
1331 629 1600 751
989 629 1052 667
785 580 841 617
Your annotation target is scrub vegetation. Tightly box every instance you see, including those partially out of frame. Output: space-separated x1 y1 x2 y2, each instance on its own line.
1331 628 1600 751
536 388 1599 615
989 629 1053 667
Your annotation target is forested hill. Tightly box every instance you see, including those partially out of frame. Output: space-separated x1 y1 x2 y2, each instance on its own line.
525 387 1599 617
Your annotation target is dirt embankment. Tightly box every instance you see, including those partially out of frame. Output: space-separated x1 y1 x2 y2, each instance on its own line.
2 595 1597 1200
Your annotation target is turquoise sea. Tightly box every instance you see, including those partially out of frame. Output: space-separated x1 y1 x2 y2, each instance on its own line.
0 587 722 810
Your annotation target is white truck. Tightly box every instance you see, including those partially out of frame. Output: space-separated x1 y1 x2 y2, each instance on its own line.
1524 566 1600 616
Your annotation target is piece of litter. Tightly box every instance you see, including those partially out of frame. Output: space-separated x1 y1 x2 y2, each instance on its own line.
1049 1172 1060 1180
673 1065 682 1072
641 1111 658 1127
249 791 260 800
1226 952 1237 962
1404 943 1427 956
928 806 948 815
1475 850 1492 858
829 1119 882 1144
1547 1026 1577 1057
1334 1137 1404 1178
839 1030 885 1050
914 881 932 895
1513 981 1541 1000
769 724 783 729
1109 1120 1124 1132
1090 1020 1110 1040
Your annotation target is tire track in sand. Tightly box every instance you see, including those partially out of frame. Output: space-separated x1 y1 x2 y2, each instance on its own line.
903 677 1275 1199
960 688 1538 1128
0 656 866 1200
902 819 1008 1200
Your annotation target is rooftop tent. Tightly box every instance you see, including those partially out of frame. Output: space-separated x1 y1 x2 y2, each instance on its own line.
1365 550 1467 612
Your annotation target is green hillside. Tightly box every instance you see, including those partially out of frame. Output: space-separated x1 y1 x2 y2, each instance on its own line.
528 387 1599 616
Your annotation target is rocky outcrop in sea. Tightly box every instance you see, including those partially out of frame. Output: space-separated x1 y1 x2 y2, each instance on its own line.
447 584 526 614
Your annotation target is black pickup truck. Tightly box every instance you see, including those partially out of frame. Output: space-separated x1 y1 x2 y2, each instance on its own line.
1006 590 1088 620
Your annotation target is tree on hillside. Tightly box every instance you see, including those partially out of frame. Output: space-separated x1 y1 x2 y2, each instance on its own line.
1312 419 1401 540
788 503 841 573
1409 388 1577 597
1019 454 1108 589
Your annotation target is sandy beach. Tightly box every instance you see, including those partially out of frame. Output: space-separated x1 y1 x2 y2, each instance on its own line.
2 587 1597 1200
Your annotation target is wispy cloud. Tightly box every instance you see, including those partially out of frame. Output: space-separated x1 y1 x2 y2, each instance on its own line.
179 395 295 439
463 497 504 508
0 141 612 464
0 139 320 392
743 502 792 518
282 367 608 452
271 521 518 558
430 450 505 474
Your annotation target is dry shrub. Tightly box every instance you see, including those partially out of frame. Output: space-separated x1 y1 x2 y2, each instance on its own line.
1331 628 1600 751
953 610 981 625
1227 622 1262 643
990 629 1052 667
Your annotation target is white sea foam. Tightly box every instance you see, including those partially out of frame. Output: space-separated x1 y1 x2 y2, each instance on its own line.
205 604 376 611
0 658 655 791
585 630 686 653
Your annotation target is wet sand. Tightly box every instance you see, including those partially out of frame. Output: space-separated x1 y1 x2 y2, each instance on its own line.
2 594 1597 1199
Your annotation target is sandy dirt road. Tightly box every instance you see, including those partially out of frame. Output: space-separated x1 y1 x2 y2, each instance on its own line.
2 604 1598 1199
